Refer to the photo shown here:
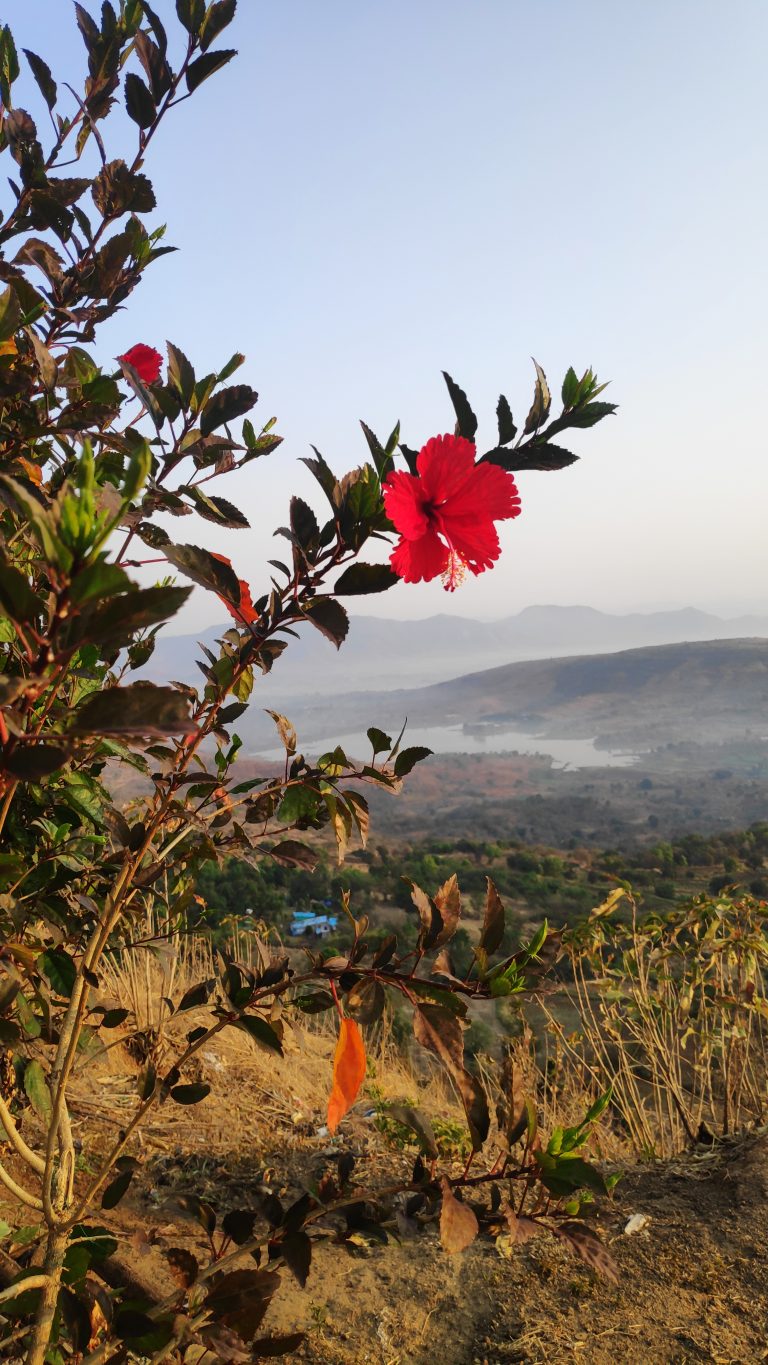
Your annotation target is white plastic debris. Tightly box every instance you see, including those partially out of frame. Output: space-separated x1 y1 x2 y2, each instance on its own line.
623 1213 650 1236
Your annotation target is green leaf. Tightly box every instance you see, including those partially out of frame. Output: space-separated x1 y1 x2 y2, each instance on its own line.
269 840 318 870
170 1082 211 1105
523 359 551 434
69 684 192 736
302 597 348 649
386 1104 439 1159
23 1059 52 1121
166 341 195 406
442 371 478 441
177 980 213 1011
555 400 617 430
186 488 250 528
481 443 578 473
237 1014 283 1054
23 48 56 108
124 71 157 128
3 744 67 780
0 25 19 107
163 542 240 604
496 393 517 445
479 878 505 955
561 366 580 409
69 562 131 606
367 727 392 756
0 563 42 622
277 784 319 825
539 1154 608 1197
175 0 205 34
69 585 190 647
200 0 238 51
393 746 432 777
0 285 22 343
334 563 399 595
289 496 319 550
101 1168 134 1209
199 382 257 436
186 47 238 93
39 948 76 997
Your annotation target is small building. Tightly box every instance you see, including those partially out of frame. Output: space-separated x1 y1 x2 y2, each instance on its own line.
289 911 338 938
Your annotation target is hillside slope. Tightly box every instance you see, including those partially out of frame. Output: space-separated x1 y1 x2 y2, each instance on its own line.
240 637 768 751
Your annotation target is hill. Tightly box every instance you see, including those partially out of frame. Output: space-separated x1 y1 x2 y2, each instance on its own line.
139 604 768 696
236 637 768 753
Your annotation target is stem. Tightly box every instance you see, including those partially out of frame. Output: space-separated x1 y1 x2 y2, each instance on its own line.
26 1229 67 1365
0 1276 49 1307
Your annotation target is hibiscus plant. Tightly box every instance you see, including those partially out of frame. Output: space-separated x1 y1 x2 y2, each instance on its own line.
0 5 618 1362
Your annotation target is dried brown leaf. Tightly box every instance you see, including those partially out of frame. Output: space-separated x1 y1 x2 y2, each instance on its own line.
439 1177 479 1254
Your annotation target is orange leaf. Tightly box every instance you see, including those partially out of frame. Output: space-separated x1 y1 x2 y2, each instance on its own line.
327 1017 366 1133
210 552 257 626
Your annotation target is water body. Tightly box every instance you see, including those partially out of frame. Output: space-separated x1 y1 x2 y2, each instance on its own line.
259 723 637 770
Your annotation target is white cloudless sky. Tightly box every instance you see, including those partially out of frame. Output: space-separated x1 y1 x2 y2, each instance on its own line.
7 1 768 628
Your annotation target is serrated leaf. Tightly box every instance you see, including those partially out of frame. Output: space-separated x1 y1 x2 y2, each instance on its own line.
3 744 67 780
523 359 551 434
269 840 317 869
393 745 431 777
496 393 517 445
303 597 348 649
163 542 241 604
166 341 195 406
334 563 399 595
480 878 505 955
69 684 192 735
556 1221 618 1283
561 366 580 408
200 0 238 51
481 443 578 473
23 49 56 109
199 382 257 436
442 371 477 441
124 71 156 128
186 47 237 93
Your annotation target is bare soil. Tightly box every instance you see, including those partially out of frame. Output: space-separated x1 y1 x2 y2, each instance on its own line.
3 1023 768 1364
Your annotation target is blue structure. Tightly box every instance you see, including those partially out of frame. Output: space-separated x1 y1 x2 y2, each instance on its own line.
289 909 338 938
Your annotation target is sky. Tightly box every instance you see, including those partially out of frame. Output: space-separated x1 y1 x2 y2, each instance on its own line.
6 1 768 630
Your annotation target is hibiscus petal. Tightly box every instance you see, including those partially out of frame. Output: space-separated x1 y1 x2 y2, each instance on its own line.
390 527 449 583
383 469 430 540
441 461 521 526
416 433 477 502
442 517 502 574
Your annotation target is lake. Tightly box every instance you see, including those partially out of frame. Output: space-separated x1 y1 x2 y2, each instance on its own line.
259 723 637 770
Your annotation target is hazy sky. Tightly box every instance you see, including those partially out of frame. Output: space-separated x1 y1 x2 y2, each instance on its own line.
7 1 768 628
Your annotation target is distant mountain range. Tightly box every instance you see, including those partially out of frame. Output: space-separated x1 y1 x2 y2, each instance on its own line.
141 604 768 697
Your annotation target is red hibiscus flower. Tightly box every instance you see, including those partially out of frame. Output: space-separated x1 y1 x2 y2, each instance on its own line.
117 343 163 385
211 553 257 626
383 433 521 591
